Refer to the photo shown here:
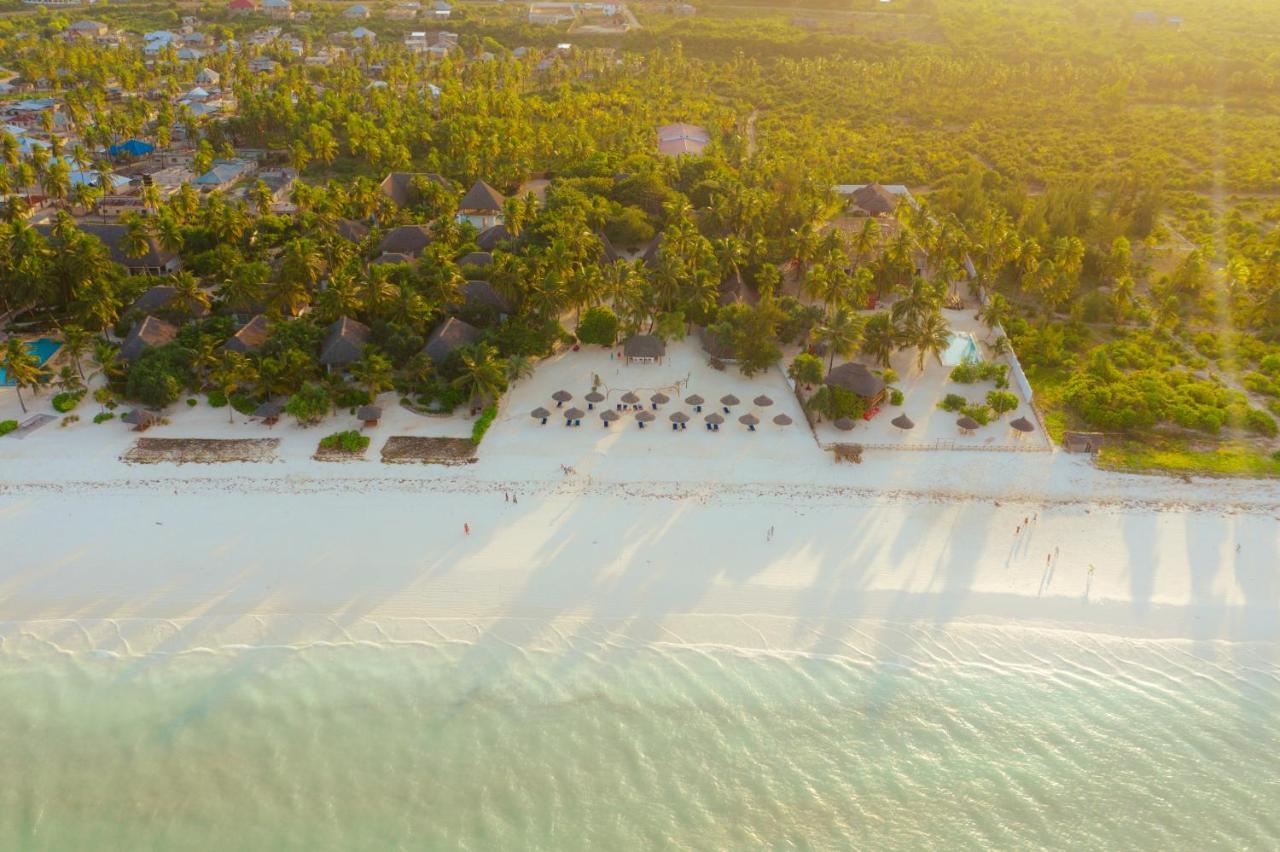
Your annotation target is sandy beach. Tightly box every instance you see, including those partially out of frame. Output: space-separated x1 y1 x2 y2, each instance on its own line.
3 343 1279 658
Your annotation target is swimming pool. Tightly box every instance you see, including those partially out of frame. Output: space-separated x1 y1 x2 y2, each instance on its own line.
941 331 980 367
0 337 62 386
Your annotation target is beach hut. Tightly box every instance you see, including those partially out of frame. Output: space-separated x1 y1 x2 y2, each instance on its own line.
957 415 980 434
685 394 704 412
635 410 655 429
834 417 856 432
825 362 887 407
601 409 620 427
739 413 759 431
622 334 665 364
122 409 159 432
252 399 284 427
753 395 773 408
531 406 550 425
1010 416 1035 435
720 394 739 413
891 413 915 433
551 389 573 408
585 390 604 410
773 413 793 426
650 392 669 410
669 411 690 431
705 412 724 431
357 404 382 428
564 407 584 426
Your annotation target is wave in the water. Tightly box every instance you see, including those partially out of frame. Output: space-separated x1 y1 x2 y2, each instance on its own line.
0 623 1277 850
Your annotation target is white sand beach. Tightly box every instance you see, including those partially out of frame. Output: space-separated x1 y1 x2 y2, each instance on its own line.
2 341 1279 656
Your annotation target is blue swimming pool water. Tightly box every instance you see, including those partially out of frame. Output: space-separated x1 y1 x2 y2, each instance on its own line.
940 332 980 367
0 338 61 386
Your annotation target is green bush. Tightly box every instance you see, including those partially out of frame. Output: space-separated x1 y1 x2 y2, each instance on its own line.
230 393 258 415
939 393 968 412
1245 408 1278 438
949 360 1008 385
986 390 1019 417
207 391 228 408
319 430 370 453
60 415 79 427
0 420 17 436
286 383 332 426
52 392 83 413
576 305 620 346
471 405 498 444
187 398 198 407
334 387 371 409
125 353 186 408
93 412 115 424
961 403 993 425
788 352 824 387
889 388 904 406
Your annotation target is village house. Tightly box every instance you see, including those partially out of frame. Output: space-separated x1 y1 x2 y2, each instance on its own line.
456 180 505 230
344 3 370 18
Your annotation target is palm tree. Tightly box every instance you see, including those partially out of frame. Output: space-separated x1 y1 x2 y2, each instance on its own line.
60 323 90 380
168 271 210 318
451 343 507 410
349 349 394 402
909 311 952 371
210 352 258 424
814 306 865 370
977 292 1011 341
505 354 534 384
1 337 43 414
861 311 898 368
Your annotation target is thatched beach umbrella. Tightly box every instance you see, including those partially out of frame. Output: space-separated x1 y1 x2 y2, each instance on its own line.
957 415 980 434
551 389 572 407
636 410 655 422
600 409 620 426
720 394 740 407
685 394 704 406
739 413 760 430
531 406 550 424
564 407 585 421
1010 416 1035 434
650 392 670 405
705 412 724 425
773 413 793 426
621 391 640 405
753 395 773 408
834 417 856 431
669 411 690 423
891 413 915 432
585 390 605 409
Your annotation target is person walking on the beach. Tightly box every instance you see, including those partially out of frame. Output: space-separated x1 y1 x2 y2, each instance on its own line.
464 523 470 535
513 494 518 505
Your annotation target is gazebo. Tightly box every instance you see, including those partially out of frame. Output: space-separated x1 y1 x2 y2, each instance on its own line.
739 413 759 431
753 395 773 408
825 362 887 407
620 391 640 409
531 406 550 425
650 392 669 410
623 334 666 364
252 399 284 428
720 394 740 413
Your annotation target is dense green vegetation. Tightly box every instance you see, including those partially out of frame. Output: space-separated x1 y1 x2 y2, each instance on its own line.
0 0 1278 473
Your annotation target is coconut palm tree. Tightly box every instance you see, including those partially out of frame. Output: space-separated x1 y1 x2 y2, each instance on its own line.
1 337 43 414
168 271 210 318
814 306 865 370
909 310 952 371
210 352 258 424
861 311 898 368
977 292 1011 340
60 323 90 380
451 343 507 410
349 349 394 402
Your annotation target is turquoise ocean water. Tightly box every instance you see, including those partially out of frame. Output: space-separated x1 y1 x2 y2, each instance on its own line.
1 624 1277 849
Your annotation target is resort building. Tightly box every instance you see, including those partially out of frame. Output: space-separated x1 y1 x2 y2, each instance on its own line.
825 361 887 407
119 316 179 363
623 334 665 364
379 171 450 208
456 180 505 230
378 224 433 258
831 183 916 216
319 317 371 369
422 317 480 364
222 315 270 354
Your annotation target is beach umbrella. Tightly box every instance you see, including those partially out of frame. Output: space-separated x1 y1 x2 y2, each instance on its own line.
669 411 690 423
585 391 605 403
739 413 760 427
956 416 980 433
650 392 670 405
705 412 724 425
531 406 550 424
720 394 740 407
636 410 655 422
891 413 915 431
685 394 705 406
834 417 855 431
600 409 620 425
564 407 585 420
773 413 793 426
753 395 773 407
552 389 572 404
621 391 640 404
1010 416 1035 434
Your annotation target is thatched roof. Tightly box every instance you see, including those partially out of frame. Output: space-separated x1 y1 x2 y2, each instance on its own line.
670 411 690 423
253 400 285 418
739 413 759 426
552 389 573 402
319 316 370 367
601 409 620 422
620 391 640 404
459 179 504 213
891 413 915 430
957 416 980 431
44 222 179 271
357 404 382 421
1010 416 1034 433
585 391 605 403
223 314 269 354
421 317 480 363
826 362 885 399
636 410 655 422
336 218 370 242
720 394 739 406
850 182 899 216
458 251 492 269
475 224 512 251
128 285 177 315
372 252 414 266
650 392 669 404
531 406 550 418
379 171 449 208
623 334 665 359
462 280 511 314
564 407 585 419
685 394 704 405
705 412 724 424
122 409 159 426
119 315 178 363
834 417 856 431
378 224 432 257
753 395 773 407
773 413 793 426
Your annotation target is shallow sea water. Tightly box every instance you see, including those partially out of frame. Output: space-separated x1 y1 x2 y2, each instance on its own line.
1 623 1277 850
